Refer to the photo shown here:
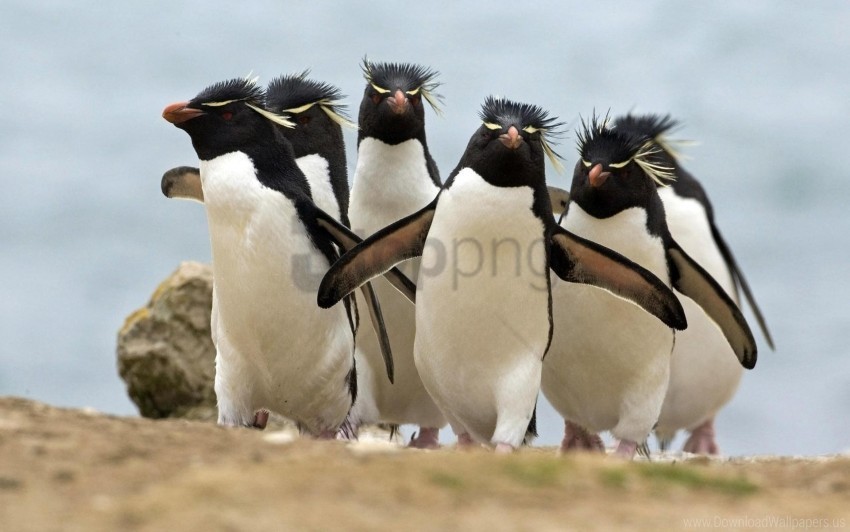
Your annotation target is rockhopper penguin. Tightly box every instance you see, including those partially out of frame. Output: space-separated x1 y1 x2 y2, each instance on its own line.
544 114 758 458
346 59 446 448
161 78 409 435
613 113 773 454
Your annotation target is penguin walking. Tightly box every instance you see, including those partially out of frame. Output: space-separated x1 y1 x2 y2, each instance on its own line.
544 115 758 458
318 97 688 452
161 78 408 435
613 114 773 454
347 59 446 448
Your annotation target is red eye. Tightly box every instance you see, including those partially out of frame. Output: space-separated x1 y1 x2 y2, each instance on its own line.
221 111 233 121
298 115 311 125
409 93 421 106
371 93 382 105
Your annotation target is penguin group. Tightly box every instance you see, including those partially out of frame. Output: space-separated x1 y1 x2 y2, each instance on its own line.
159 59 772 458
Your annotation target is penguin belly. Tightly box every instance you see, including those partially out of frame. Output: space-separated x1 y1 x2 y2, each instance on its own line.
349 138 444 428
201 151 354 434
297 153 341 222
544 205 674 444
655 189 743 439
413 169 549 447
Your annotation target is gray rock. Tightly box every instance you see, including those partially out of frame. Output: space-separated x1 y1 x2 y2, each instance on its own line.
117 261 216 419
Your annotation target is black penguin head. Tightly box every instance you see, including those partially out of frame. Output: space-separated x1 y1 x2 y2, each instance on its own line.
162 77 295 161
571 113 675 218
613 113 682 184
266 72 354 158
358 59 442 144
457 96 564 188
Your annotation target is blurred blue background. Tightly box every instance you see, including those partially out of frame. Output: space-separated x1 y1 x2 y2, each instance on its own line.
1 1 847 456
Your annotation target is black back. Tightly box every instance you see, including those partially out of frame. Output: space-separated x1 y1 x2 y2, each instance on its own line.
267 72 352 226
357 59 442 186
569 114 669 238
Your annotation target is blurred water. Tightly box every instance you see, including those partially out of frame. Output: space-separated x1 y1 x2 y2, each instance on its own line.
1 1 847 456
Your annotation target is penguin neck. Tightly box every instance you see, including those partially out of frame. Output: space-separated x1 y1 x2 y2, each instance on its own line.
350 137 442 230
241 141 311 202
357 128 440 188
569 186 667 239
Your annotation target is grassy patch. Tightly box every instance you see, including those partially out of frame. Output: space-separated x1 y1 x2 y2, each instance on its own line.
599 467 628 489
636 463 758 496
501 459 562 488
429 471 465 490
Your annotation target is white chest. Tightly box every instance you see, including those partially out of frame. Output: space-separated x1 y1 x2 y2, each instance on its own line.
349 137 440 234
417 169 550 362
297 154 341 222
658 188 735 298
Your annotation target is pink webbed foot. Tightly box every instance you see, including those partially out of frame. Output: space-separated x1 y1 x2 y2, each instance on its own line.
457 432 476 449
494 443 515 454
409 427 440 449
251 410 269 430
614 439 639 459
682 418 719 455
561 420 605 453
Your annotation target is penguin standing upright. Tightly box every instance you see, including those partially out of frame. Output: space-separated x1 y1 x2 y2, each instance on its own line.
318 97 688 452
347 59 446 447
544 115 758 458
614 114 773 454
161 78 406 435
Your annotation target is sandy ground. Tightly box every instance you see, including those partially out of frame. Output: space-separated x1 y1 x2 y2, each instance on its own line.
0 397 848 532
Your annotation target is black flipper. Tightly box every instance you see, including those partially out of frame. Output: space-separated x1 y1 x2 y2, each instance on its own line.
710 224 774 350
666 239 758 369
161 166 203 202
317 196 439 309
358 280 394 383
548 186 570 217
549 225 687 331
314 208 417 304
312 208 416 384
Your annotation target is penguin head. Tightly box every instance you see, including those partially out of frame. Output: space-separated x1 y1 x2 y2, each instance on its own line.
162 77 295 161
266 72 354 158
358 59 442 144
570 113 674 216
613 113 682 183
459 96 563 188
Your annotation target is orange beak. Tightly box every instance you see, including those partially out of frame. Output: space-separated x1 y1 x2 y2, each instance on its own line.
163 102 204 124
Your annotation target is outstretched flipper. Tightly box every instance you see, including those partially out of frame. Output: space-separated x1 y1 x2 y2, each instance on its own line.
313 208 418 305
666 239 758 369
548 186 570 218
548 225 687 331
318 196 439 309
311 208 419 385
710 225 774 350
161 166 203 202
